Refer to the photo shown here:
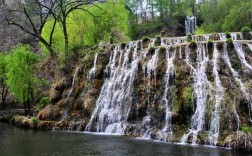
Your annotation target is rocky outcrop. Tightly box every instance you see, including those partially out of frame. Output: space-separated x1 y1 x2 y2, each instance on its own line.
37 32 252 150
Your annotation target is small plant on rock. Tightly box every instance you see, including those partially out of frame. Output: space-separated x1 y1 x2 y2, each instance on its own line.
31 117 39 125
187 33 193 42
242 126 251 134
120 42 127 49
225 32 231 39
207 39 213 48
226 38 233 44
142 36 150 43
190 40 197 48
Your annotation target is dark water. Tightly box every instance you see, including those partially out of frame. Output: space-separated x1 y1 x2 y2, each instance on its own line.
0 123 250 156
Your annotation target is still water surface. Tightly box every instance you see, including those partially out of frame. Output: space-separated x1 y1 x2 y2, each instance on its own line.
0 123 250 156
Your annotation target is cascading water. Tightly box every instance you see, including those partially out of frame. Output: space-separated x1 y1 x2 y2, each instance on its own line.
61 66 80 121
233 42 252 71
162 48 176 133
181 44 212 144
207 44 224 146
223 43 252 119
185 16 196 35
147 48 159 104
86 42 140 133
76 33 252 149
88 53 98 79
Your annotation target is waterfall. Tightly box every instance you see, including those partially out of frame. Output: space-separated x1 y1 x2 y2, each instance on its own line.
185 16 196 35
181 44 212 144
88 53 98 79
207 44 224 146
162 48 176 132
85 42 140 133
233 42 252 71
223 43 252 119
79 33 252 148
61 66 80 121
219 33 226 41
147 48 159 103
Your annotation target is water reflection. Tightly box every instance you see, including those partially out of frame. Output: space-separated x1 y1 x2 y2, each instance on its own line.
0 123 249 156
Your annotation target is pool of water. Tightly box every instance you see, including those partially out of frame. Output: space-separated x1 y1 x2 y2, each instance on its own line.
0 123 250 156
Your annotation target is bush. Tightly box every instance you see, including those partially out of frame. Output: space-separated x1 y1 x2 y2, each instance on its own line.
207 39 213 48
190 40 197 48
195 26 206 35
187 33 193 42
120 42 127 49
241 26 251 33
39 97 49 109
242 126 251 133
225 32 231 39
226 38 233 44
31 117 39 125
149 46 156 50
142 36 150 43
155 35 161 40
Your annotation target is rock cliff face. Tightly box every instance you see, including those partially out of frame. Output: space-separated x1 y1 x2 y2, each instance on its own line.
39 32 252 150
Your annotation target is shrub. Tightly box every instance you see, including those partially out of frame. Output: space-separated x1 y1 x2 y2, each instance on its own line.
195 26 206 35
241 26 251 33
226 38 233 44
142 36 150 42
39 97 49 109
225 32 231 39
187 33 193 42
31 117 39 125
207 39 213 48
242 126 251 133
149 46 156 50
154 35 161 46
155 35 161 40
190 40 197 48
120 42 127 49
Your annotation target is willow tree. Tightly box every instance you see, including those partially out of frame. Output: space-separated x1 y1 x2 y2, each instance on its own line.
5 45 39 116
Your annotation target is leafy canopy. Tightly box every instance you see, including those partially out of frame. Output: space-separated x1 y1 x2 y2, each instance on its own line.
5 45 39 103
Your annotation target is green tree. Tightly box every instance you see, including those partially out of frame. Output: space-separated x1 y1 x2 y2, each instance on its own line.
5 45 39 116
41 0 129 55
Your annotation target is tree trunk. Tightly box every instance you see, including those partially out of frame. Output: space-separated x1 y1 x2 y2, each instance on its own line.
1 85 8 109
24 102 27 117
39 37 58 64
27 99 31 117
62 18 69 62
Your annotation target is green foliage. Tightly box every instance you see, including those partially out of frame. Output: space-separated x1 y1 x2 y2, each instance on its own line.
31 117 39 125
39 97 49 110
149 46 156 50
201 0 252 33
187 33 193 42
241 26 251 33
195 27 206 35
5 45 40 103
41 0 129 56
226 38 233 44
120 42 127 49
225 32 231 39
142 36 150 43
208 39 213 44
207 40 213 48
242 126 251 133
155 35 161 40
